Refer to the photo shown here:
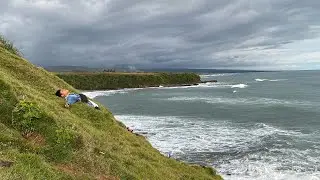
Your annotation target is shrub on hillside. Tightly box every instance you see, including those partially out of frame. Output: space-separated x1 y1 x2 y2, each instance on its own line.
12 100 42 135
11 100 84 162
0 34 23 57
43 127 83 162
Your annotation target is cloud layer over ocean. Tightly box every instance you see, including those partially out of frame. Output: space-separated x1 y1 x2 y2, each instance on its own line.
1 0 320 69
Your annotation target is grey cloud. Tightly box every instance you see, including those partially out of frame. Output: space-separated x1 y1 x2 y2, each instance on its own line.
1 0 320 69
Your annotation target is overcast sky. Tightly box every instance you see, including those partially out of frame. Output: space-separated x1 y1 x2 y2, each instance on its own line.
1 0 320 70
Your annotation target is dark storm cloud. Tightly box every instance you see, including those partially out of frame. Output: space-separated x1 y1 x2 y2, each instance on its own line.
1 0 320 69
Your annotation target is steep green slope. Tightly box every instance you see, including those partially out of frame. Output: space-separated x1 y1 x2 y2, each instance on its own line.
0 46 222 180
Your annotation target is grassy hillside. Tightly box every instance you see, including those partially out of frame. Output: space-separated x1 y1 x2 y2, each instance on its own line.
56 72 201 90
0 46 222 179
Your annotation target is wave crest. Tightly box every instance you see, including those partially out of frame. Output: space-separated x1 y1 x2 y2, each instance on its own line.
255 79 288 82
200 73 238 78
231 84 248 88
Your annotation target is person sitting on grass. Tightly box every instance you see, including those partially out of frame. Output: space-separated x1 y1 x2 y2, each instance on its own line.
55 89 100 110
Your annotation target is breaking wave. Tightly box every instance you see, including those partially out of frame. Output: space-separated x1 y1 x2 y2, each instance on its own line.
200 73 238 78
83 82 249 98
255 79 288 82
82 88 143 98
115 115 320 180
165 96 313 107
231 84 248 88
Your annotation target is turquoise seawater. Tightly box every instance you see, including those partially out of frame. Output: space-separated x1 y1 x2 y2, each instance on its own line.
85 71 320 180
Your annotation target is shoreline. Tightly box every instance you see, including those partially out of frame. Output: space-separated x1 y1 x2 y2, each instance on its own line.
83 79 218 91
82 80 218 99
57 72 203 90
158 80 218 88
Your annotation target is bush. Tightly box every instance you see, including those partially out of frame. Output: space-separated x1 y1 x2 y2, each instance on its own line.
0 34 23 57
12 100 42 135
55 128 76 148
43 127 83 162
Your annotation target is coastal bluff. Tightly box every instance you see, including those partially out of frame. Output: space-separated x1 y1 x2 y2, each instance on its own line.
56 72 213 90
0 44 222 179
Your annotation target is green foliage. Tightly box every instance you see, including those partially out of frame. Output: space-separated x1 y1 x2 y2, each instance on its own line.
0 123 25 152
0 34 22 57
42 143 74 163
3 153 73 180
43 128 83 162
55 127 83 150
55 128 75 147
0 79 18 125
12 100 42 135
57 72 201 90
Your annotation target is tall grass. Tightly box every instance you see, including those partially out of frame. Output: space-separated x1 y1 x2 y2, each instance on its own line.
0 34 23 57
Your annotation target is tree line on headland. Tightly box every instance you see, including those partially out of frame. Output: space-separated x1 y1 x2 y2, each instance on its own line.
56 72 202 90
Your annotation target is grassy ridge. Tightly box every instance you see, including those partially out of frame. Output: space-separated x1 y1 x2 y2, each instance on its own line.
0 46 222 179
0 35 22 57
56 72 201 90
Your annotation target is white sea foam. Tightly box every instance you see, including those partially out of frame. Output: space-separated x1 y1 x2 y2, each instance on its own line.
231 84 248 88
221 159 320 180
115 115 304 155
160 82 248 90
196 82 249 89
255 78 288 82
269 79 288 82
255 79 269 82
166 96 313 106
82 88 143 98
83 82 239 98
200 73 238 78
114 115 319 180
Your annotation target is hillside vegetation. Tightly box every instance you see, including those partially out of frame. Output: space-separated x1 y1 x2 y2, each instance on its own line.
56 72 201 90
0 45 222 179
0 35 22 57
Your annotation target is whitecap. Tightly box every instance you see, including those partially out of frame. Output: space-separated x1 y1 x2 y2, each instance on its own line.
82 88 143 98
114 115 302 153
83 82 240 98
269 79 288 82
165 96 314 107
231 84 248 89
115 114 320 180
255 79 269 82
255 79 288 82
200 73 238 78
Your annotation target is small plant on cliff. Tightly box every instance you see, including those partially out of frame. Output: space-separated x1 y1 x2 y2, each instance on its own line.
55 128 76 148
0 34 23 57
12 100 42 135
43 127 82 162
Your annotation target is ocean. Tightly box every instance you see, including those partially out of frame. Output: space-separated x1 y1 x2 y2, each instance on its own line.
84 71 320 180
